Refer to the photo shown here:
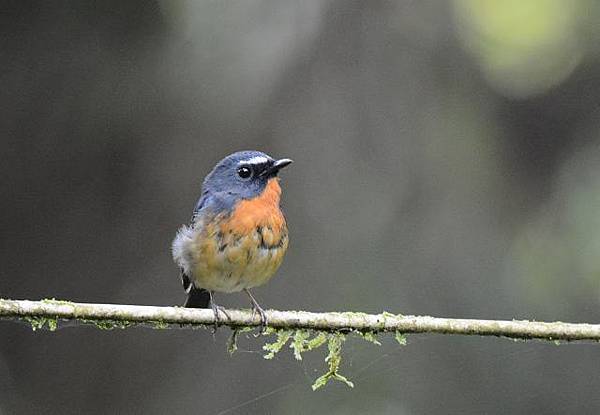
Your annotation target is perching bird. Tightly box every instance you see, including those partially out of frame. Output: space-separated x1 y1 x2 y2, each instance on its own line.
172 151 292 326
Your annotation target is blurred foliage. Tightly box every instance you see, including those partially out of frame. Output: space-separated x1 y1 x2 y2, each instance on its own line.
510 140 600 314
454 0 585 98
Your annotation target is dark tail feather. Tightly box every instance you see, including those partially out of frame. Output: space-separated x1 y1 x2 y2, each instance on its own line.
184 287 211 308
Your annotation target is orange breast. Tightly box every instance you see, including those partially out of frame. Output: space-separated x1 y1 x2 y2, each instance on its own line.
220 178 287 244
188 177 289 293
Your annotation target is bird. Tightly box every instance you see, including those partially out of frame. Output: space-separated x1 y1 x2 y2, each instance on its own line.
172 150 292 327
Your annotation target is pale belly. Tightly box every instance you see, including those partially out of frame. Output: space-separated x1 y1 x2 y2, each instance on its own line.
174 223 289 293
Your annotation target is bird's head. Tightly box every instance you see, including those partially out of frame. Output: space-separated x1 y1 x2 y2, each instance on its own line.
202 151 293 206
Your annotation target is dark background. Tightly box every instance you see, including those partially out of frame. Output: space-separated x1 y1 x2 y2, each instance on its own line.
3 1 600 414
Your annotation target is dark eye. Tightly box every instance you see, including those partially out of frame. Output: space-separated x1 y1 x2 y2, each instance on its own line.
237 166 252 179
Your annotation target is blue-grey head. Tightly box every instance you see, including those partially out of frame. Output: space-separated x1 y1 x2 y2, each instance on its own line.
195 150 293 213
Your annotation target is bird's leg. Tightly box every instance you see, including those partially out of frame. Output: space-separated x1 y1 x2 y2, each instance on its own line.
209 291 220 332
208 291 230 332
244 288 268 331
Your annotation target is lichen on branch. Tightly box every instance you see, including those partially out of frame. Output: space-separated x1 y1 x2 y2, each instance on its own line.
3 298 600 389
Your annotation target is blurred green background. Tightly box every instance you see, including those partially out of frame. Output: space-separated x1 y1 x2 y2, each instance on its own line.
2 1 600 414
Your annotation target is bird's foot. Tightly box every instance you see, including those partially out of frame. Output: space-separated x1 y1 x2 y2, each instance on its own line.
252 304 268 333
209 293 230 333
244 289 268 332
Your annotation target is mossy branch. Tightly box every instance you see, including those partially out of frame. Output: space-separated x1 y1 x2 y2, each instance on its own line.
1 298 600 342
3 298 600 390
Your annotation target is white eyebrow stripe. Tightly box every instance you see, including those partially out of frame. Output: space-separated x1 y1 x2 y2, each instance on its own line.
240 156 269 165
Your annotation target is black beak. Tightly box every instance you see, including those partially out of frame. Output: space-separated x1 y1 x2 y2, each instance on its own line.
261 158 293 177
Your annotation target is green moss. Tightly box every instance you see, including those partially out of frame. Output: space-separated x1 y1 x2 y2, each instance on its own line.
356 330 382 346
152 321 169 329
17 303 412 391
305 332 329 350
227 327 253 354
228 329 240 354
311 333 354 390
290 330 310 360
263 329 293 359
258 326 407 390
79 319 134 330
395 332 407 346
23 316 58 331
289 330 329 360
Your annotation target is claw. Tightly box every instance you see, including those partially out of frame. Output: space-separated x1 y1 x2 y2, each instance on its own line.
254 305 268 332
208 292 230 333
210 300 220 333
244 289 268 332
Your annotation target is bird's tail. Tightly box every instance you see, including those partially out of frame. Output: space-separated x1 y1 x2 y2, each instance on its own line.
180 270 211 308
184 286 211 308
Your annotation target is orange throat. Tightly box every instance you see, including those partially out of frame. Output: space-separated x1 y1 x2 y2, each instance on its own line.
220 178 286 235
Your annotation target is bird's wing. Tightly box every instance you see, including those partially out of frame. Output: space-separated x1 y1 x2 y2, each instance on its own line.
190 191 211 225
191 191 236 225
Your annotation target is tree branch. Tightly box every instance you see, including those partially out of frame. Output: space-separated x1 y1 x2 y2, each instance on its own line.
1 298 599 342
